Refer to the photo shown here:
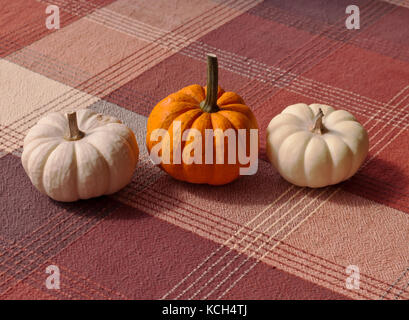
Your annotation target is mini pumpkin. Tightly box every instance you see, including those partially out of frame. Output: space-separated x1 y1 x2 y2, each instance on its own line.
146 54 259 185
22 109 139 202
266 103 369 188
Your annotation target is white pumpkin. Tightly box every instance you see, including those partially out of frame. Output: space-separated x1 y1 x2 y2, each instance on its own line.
22 109 139 202
266 103 369 188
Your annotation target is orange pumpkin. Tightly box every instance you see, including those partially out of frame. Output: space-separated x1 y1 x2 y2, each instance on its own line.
146 54 259 185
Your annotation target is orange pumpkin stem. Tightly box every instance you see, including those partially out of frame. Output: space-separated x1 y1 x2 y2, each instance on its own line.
311 108 325 134
200 53 220 113
65 112 84 141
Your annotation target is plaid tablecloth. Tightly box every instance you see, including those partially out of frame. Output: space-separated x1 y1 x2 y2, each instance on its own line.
1 0 409 300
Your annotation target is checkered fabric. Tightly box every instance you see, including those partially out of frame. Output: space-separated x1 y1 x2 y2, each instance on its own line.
1 0 409 300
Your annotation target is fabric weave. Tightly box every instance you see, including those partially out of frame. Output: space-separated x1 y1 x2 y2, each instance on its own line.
0 0 408 300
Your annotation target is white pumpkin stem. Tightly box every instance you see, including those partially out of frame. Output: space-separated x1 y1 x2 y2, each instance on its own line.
65 112 84 141
311 108 325 134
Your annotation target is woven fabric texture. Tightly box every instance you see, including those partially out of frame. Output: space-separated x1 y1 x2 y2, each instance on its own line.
1 0 409 300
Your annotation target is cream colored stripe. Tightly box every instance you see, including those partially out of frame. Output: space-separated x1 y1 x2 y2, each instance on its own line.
185 189 316 299
216 189 341 299
142 183 388 299
159 185 297 299
195 189 333 299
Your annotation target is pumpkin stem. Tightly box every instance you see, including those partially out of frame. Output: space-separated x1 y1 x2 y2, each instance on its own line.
311 108 325 134
200 53 220 113
65 112 84 141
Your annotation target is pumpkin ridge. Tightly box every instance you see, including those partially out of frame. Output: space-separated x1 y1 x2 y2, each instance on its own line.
161 109 203 182
321 138 334 185
209 113 235 184
40 143 62 191
283 104 314 122
24 137 62 153
178 84 205 103
37 112 68 131
85 115 121 131
113 131 138 169
33 123 65 135
216 91 244 106
217 110 253 131
165 102 200 115
76 109 91 128
72 142 80 200
147 104 199 151
301 135 315 187
209 113 217 183
77 109 100 131
216 110 258 177
208 112 242 185
41 142 73 200
336 135 359 179
155 99 198 109
181 112 212 183
326 134 354 182
84 140 112 195
284 111 311 123
170 109 204 150
25 140 60 194
266 125 302 167
279 130 312 149
219 104 259 130
277 131 311 186
267 114 305 134
116 134 138 190
148 103 198 129
88 129 137 171
171 91 203 105
218 104 250 115
330 119 361 130
168 109 203 164
322 109 353 125
87 123 138 161
329 121 365 151
270 123 304 133
218 103 248 109
128 132 139 162
209 111 239 136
